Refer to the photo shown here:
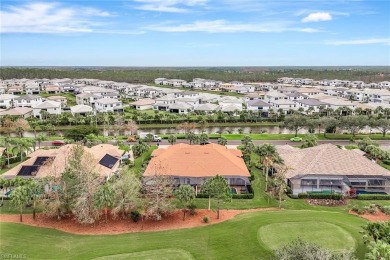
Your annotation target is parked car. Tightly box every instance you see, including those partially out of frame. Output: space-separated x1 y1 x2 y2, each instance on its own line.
52 140 65 146
138 132 162 142
290 137 302 142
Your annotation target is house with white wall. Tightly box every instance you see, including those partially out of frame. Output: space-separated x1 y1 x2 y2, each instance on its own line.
95 98 123 113
0 94 19 109
15 95 43 108
33 101 62 119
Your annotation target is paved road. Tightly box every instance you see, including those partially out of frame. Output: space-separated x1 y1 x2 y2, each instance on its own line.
40 139 390 149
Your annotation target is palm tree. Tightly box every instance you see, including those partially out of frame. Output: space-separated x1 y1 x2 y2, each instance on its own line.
94 183 114 222
15 139 33 162
11 185 31 222
2 136 13 168
26 180 43 220
256 144 283 191
35 134 46 149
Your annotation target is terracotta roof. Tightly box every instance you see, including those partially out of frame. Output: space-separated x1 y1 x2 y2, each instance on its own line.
277 144 390 178
2 144 124 179
0 107 32 116
144 144 250 178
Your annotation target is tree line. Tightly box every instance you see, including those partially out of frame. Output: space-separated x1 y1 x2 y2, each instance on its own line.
1 67 389 83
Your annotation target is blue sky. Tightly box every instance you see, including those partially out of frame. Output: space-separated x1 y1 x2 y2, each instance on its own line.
1 0 389 66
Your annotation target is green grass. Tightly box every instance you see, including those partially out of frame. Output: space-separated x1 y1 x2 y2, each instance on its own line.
131 146 157 177
258 221 355 251
0 210 369 259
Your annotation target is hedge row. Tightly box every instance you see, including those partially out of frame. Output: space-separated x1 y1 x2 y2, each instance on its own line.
297 193 344 200
356 194 390 200
195 193 254 199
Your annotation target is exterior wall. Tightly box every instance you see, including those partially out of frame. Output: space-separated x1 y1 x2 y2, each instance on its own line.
136 104 153 110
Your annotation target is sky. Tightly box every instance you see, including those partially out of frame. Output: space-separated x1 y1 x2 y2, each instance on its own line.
0 0 389 66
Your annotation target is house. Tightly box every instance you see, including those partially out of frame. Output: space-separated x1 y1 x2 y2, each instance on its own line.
129 98 155 110
32 101 62 119
153 96 176 111
246 99 271 113
45 85 61 94
7 86 23 95
168 102 193 114
0 94 19 109
154 78 167 85
143 144 251 194
174 91 199 98
294 99 328 113
2 144 124 180
277 144 390 195
14 95 43 108
269 99 297 113
194 103 220 114
47 96 67 105
0 107 33 118
95 98 123 113
379 81 390 89
25 84 41 95
70 104 93 116
76 93 98 106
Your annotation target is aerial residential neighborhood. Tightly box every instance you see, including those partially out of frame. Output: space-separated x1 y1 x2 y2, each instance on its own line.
1 0 390 259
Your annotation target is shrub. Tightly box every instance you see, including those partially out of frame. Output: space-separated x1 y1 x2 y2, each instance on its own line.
130 211 140 222
297 193 344 200
188 203 197 216
203 216 209 223
351 205 360 213
357 194 390 200
232 194 254 199
381 206 390 215
365 205 378 214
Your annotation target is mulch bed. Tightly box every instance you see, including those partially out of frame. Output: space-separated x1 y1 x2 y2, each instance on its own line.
0 208 277 235
349 210 390 222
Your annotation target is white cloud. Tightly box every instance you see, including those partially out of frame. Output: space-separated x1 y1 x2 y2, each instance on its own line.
326 38 390 46
145 20 319 33
0 2 113 34
301 12 332 23
134 0 208 13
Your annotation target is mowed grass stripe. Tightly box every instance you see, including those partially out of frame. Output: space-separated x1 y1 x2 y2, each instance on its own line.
0 210 368 260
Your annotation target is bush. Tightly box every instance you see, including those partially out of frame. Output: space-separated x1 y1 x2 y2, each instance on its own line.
130 211 140 222
187 203 197 216
365 205 378 214
203 216 209 223
232 194 254 199
196 193 254 199
357 194 390 200
297 193 344 200
381 206 390 215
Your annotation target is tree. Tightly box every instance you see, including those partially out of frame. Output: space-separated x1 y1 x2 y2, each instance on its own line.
145 133 154 144
143 173 175 221
124 120 138 135
201 175 232 219
217 137 227 146
256 144 283 191
35 134 47 149
373 118 390 137
68 145 101 224
271 164 289 208
241 135 255 166
186 132 196 145
199 133 209 145
26 179 44 220
111 172 141 219
94 183 114 222
357 137 379 151
64 126 99 142
131 141 149 158
13 118 30 138
319 117 338 137
177 122 196 135
340 116 367 137
167 134 177 145
11 185 31 222
301 134 318 148
175 184 195 220
197 119 208 133
283 114 308 137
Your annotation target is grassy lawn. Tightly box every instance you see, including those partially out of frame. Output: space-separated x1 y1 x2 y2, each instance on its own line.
40 93 77 106
131 145 157 178
0 210 368 259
